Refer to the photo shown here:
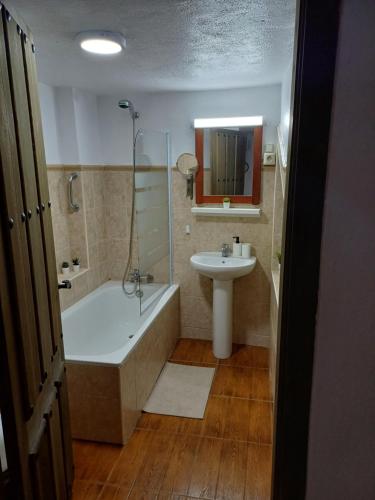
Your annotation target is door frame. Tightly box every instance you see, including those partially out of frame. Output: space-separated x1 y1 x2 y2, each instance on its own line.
272 0 341 498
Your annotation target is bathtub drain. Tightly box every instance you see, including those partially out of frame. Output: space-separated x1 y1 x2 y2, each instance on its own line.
129 335 134 339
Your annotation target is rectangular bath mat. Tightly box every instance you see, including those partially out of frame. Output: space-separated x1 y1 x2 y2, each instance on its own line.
143 362 215 419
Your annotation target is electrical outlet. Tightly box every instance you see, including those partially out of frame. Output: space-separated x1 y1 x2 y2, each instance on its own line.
263 152 276 165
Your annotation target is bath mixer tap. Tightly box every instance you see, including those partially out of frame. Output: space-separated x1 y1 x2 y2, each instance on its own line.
129 269 154 283
221 243 231 258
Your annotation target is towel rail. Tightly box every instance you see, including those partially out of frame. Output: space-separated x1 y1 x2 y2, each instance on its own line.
68 172 79 212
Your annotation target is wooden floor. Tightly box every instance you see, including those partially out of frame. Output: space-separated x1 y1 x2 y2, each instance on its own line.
73 339 273 500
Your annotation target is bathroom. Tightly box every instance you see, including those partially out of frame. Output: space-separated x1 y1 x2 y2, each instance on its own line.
2 0 374 498
1 0 295 498
42 60 291 500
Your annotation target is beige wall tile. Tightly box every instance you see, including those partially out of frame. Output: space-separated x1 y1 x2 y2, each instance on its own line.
181 326 212 340
81 171 94 209
180 295 212 330
48 167 109 310
174 262 212 299
72 273 89 303
172 167 274 347
49 164 274 348
105 204 129 240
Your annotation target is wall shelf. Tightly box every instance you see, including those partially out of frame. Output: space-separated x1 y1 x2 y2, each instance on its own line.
191 207 261 217
58 267 88 283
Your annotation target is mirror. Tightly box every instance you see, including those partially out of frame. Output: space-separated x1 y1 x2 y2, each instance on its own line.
202 127 254 196
176 153 198 176
176 153 198 199
195 120 262 205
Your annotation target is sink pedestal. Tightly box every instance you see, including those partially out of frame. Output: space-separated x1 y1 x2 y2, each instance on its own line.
190 252 256 360
213 279 233 359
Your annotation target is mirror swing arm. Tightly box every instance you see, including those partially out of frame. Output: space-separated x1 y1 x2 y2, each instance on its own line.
195 125 263 205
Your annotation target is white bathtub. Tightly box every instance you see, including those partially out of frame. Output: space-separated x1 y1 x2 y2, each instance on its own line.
62 281 180 443
62 281 177 365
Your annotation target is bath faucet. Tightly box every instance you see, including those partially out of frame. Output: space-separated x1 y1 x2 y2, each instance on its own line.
129 269 154 283
221 243 231 258
129 269 141 282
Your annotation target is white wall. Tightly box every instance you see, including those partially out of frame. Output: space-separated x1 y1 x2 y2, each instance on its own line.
38 83 103 165
54 87 80 164
279 60 293 161
98 92 151 165
38 83 61 164
98 85 281 165
72 88 103 165
39 84 281 166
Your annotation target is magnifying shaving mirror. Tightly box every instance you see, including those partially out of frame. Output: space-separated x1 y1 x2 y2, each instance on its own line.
176 153 199 199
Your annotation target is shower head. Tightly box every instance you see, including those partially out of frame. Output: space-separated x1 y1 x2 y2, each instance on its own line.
118 99 139 119
118 99 133 111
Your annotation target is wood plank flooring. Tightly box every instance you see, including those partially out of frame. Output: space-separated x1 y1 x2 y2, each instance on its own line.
72 340 273 500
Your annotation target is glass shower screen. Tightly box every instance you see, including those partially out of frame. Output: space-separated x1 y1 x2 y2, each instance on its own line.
134 129 172 313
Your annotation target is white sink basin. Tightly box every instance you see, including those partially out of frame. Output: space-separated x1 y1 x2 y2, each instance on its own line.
190 252 256 281
190 251 257 359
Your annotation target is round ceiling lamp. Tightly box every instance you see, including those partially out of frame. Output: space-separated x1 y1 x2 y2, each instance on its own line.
76 31 126 55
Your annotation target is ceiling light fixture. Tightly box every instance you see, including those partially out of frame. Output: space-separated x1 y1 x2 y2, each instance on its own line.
76 31 126 55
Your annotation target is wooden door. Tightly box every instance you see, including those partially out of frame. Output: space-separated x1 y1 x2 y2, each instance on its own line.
0 3 73 498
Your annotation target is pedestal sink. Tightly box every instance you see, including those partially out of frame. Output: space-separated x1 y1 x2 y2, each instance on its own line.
190 252 256 359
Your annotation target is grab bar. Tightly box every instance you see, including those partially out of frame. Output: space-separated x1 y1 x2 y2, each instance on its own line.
68 172 80 212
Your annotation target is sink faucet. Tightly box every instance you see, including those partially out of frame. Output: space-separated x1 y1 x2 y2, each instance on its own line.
221 243 231 257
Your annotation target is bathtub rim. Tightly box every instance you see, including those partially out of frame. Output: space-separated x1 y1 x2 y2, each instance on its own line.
62 281 179 367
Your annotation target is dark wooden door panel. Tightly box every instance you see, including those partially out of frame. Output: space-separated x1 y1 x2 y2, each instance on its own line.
23 34 63 355
47 397 68 500
56 372 74 498
0 3 73 498
4 14 53 383
0 214 33 498
29 420 57 500
0 8 40 417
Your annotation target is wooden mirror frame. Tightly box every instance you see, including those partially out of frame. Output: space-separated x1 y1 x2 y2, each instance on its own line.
195 125 263 205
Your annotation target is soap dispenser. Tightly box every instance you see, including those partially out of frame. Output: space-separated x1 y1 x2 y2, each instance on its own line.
232 236 242 257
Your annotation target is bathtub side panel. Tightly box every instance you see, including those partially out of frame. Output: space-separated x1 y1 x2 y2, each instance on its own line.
66 363 123 444
135 287 180 410
163 288 181 359
119 350 140 443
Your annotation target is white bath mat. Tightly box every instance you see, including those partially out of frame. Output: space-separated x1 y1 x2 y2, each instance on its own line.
143 362 215 419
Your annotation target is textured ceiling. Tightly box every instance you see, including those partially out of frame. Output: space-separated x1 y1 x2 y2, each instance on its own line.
11 0 295 94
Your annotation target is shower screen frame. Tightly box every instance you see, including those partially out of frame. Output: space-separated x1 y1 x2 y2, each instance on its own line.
134 129 173 313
